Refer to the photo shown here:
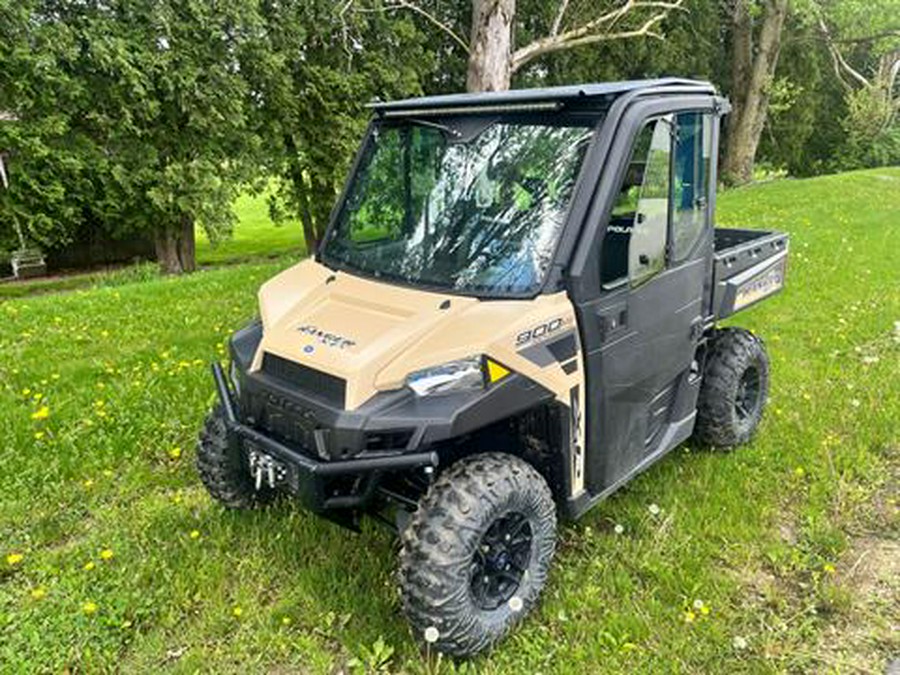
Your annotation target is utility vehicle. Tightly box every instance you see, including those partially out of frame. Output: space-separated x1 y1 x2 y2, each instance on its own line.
198 78 788 656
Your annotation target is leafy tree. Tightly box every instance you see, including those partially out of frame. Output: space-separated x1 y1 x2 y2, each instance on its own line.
246 0 434 254
0 0 265 273
815 0 900 168
757 16 846 176
720 0 790 185
512 0 726 88
374 0 688 93
0 2 107 255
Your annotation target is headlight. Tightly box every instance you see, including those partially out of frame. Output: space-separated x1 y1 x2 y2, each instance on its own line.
406 356 485 397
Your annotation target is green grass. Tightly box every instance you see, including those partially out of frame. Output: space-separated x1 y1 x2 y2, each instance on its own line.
195 189 306 265
0 168 898 673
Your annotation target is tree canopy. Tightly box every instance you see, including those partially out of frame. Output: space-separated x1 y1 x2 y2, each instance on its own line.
0 0 897 272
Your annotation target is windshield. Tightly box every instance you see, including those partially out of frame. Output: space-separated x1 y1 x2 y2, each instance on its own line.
321 116 594 296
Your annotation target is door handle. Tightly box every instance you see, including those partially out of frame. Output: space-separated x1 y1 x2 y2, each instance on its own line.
598 308 628 341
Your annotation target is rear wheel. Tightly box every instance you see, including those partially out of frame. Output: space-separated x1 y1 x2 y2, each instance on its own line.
695 328 770 448
196 405 274 509
399 453 557 657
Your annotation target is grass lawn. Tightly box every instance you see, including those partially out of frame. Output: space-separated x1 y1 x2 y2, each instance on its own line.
0 168 898 673
195 189 306 265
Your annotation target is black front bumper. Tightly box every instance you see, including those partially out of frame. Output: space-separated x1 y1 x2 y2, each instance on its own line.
212 361 438 513
216 320 557 516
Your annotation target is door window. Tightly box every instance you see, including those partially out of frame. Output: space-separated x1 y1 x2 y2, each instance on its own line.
601 116 671 288
672 112 712 262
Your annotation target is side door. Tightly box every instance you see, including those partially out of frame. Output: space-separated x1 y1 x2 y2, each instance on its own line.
576 109 715 494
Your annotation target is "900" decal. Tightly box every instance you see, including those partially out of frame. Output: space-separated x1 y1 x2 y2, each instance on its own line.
515 318 565 347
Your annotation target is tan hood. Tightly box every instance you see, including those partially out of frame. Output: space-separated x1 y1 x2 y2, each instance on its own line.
255 259 582 410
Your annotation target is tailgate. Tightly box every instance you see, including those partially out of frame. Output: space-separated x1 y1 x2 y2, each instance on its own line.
712 228 789 319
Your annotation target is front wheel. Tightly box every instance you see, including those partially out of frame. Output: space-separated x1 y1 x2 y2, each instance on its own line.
399 453 557 657
196 405 275 509
694 327 770 448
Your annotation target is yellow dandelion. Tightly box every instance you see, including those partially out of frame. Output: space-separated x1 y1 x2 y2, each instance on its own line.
84 561 96 571
83 479 94 489
700 605 711 616
82 601 98 615
30 587 47 600
100 549 114 561
6 553 24 566
169 446 182 460
34 432 45 440
823 563 836 575
189 530 201 540
232 606 243 618
281 616 292 626
31 406 50 421
684 610 696 623
21 388 31 396
793 467 805 478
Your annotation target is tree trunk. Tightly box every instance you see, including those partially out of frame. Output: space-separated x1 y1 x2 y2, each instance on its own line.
467 0 515 92
179 213 196 273
295 176 319 255
285 133 319 255
722 0 788 185
154 214 196 274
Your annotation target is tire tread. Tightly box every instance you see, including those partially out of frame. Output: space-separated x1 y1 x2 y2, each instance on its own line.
695 327 770 448
399 452 556 657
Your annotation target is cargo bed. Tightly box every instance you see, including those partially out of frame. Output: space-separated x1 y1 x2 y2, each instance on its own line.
711 228 789 319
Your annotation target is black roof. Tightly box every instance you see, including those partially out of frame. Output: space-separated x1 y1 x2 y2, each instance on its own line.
372 78 715 112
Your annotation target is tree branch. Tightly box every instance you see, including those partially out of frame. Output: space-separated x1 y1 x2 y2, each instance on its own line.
512 1 683 73
833 29 900 44
817 16 871 89
550 0 571 37
376 0 470 54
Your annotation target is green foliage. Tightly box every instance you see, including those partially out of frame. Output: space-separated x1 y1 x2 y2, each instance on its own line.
0 0 265 261
0 2 102 251
810 0 900 172
1 0 897 272
513 0 728 88
249 1 435 252
837 88 900 169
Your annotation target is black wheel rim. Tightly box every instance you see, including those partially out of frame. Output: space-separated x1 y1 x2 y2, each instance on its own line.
735 365 761 422
470 511 533 611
